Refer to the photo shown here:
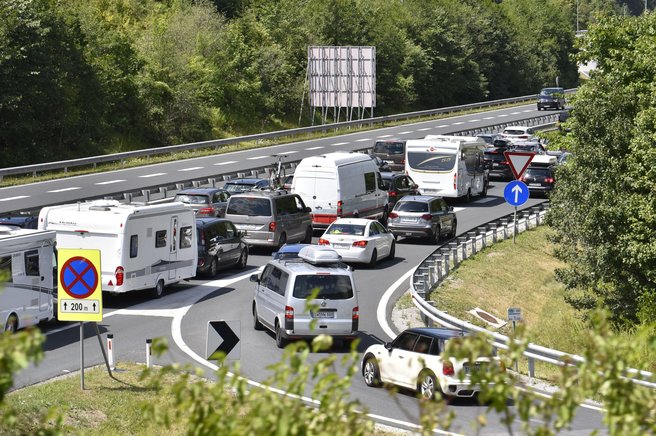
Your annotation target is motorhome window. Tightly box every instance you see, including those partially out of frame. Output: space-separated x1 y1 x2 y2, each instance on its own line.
24 250 39 276
327 224 365 236
130 235 138 258
364 172 376 192
227 197 272 216
407 152 456 171
0 255 12 277
180 226 193 249
292 275 353 299
155 230 167 248
395 201 428 213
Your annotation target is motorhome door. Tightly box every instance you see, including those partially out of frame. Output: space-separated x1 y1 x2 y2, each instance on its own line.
169 216 178 280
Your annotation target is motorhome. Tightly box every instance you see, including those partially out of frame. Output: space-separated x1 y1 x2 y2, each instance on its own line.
0 227 56 332
38 200 197 298
291 152 388 229
405 135 488 201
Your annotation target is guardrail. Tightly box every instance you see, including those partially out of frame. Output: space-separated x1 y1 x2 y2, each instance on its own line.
0 89 573 181
409 203 656 389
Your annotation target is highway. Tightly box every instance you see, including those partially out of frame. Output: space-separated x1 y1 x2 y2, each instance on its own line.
7 105 606 434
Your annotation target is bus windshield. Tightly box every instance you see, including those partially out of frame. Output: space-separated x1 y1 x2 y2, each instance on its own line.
407 152 456 171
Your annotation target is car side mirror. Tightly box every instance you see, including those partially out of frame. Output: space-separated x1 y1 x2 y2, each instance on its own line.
304 207 312 213
249 274 260 283
384 342 393 351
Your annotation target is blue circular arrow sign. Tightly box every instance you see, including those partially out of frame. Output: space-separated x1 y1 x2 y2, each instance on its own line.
504 180 530 207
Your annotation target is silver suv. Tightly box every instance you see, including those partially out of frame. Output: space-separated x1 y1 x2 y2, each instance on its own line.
387 195 457 243
250 246 360 348
224 191 313 248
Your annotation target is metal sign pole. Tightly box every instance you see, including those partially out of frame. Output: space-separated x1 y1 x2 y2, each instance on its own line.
513 206 517 244
512 320 518 372
80 321 85 390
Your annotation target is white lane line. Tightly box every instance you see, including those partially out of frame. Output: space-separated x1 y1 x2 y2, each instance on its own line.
247 155 269 160
48 187 80 193
435 124 449 128
214 160 238 166
306 146 324 150
523 109 534 113
0 196 29 202
95 180 126 185
331 142 349 146
139 172 167 178
355 138 371 142
498 114 508 117
468 119 480 123
417 128 431 131
398 131 413 135
510 112 521 115
483 116 495 120
452 122 464 125
178 166 204 172
377 134 393 138
283 150 298 154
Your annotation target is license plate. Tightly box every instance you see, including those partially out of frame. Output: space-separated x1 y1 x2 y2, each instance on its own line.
312 311 335 319
333 243 350 249
424 189 439 193
239 224 259 230
529 183 542 187
401 218 416 223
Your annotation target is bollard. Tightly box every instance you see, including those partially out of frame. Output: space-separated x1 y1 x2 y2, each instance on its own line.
222 174 232 181
208 177 216 188
123 193 132 203
192 180 201 188
141 189 151 202
107 334 115 370
146 339 152 368
176 183 185 191
159 187 168 199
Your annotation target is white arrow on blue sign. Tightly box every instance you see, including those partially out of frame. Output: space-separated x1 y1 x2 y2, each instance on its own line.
504 180 529 206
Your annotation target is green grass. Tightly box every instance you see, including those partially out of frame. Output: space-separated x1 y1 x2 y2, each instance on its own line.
428 226 655 380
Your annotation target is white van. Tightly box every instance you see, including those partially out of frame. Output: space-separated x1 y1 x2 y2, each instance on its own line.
0 227 56 332
38 200 197 298
291 152 388 229
251 245 359 349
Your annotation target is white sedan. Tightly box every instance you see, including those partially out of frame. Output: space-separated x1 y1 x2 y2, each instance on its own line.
318 218 395 266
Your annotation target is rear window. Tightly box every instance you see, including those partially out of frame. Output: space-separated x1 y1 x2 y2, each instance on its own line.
394 201 429 213
406 152 456 171
226 197 272 216
525 168 553 177
293 274 354 299
174 194 210 205
503 129 526 136
374 141 405 155
225 183 255 193
326 223 365 236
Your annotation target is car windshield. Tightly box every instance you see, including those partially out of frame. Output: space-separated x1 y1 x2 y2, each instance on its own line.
395 201 428 213
226 197 272 216
540 88 561 96
326 224 366 236
406 152 456 171
292 274 354 299
174 194 210 205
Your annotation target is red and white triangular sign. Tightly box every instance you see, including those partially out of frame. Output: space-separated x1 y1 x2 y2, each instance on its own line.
503 151 535 179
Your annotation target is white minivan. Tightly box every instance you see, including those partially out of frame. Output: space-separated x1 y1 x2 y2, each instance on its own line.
291 152 388 229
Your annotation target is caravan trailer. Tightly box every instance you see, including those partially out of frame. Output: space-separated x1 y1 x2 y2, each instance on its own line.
38 200 197 298
0 227 57 332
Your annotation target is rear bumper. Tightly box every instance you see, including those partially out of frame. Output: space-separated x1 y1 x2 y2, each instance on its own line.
388 223 434 238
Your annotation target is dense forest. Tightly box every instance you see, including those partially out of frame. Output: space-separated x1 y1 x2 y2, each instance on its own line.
0 0 640 166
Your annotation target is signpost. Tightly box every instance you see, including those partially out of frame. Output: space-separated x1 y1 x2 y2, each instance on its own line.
206 320 241 361
57 249 111 388
502 151 535 243
507 307 522 371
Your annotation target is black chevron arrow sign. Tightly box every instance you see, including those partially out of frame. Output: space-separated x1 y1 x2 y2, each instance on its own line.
206 320 241 361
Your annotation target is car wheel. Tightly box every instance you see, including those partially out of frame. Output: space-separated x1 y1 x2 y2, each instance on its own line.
388 241 396 260
151 279 165 299
277 232 287 249
5 314 18 333
303 227 313 244
253 305 263 331
209 257 218 277
432 226 441 244
481 180 488 197
275 320 287 348
379 207 388 225
363 357 381 387
418 370 440 400
368 249 378 268
465 188 472 202
237 249 248 269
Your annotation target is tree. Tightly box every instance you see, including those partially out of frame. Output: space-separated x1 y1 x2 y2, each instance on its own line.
546 12 656 325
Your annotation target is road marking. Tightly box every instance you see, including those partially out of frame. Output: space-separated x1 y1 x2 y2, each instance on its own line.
378 269 414 340
355 138 371 142
452 122 464 125
139 172 166 178
498 114 508 117
247 155 269 160
48 187 80 193
435 124 448 128
95 180 126 185
483 116 495 120
0 196 29 202
214 160 238 165
469 119 480 123
179 166 204 172
306 146 324 150
331 142 348 146
283 150 298 154
523 109 534 113
398 131 413 135
377 134 393 138
511 112 521 115
417 128 431 131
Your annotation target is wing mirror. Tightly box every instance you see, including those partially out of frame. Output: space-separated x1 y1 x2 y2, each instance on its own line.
249 274 260 283
384 342 393 351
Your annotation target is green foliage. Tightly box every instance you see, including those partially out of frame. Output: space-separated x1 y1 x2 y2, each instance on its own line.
547 12 656 325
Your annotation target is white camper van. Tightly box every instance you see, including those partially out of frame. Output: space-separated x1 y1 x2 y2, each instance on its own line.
405 135 488 201
38 200 197 298
291 152 388 229
0 226 56 332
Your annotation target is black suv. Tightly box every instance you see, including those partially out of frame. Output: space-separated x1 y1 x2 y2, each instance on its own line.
483 139 514 181
196 218 248 276
520 165 556 197
537 87 565 110
380 173 419 209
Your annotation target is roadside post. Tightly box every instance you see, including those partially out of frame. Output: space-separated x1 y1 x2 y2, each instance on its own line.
503 152 535 243
507 307 523 372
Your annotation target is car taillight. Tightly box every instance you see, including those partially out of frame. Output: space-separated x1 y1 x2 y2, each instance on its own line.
420 214 432 221
318 238 330 245
115 266 124 286
285 306 294 319
388 212 398 219
545 177 554 183
501 161 508 165
352 306 359 320
337 200 343 216
389 191 397 197
269 221 277 232
352 240 368 247
198 207 214 216
442 361 454 376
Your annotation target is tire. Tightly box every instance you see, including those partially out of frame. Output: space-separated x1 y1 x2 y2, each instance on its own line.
277 232 287 249
481 180 488 197
253 305 263 331
379 207 388 225
237 248 248 269
5 314 18 333
275 321 287 348
388 241 396 260
303 227 313 244
209 257 218 277
363 357 382 387
368 248 378 268
418 370 440 400
432 226 441 244
465 188 472 203
151 279 165 299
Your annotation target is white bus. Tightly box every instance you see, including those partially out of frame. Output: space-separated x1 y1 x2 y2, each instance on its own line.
0 227 57 332
405 135 488 201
